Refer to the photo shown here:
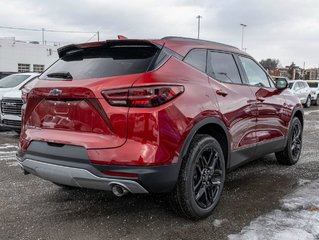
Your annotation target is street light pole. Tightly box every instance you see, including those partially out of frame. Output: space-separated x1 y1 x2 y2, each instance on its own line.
240 23 247 51
196 15 203 39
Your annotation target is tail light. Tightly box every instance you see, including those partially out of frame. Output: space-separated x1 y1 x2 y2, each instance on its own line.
102 85 184 107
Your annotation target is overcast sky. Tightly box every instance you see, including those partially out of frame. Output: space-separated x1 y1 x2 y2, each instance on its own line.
1 0 319 68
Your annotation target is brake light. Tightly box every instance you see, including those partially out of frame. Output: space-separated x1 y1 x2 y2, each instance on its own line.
102 85 184 107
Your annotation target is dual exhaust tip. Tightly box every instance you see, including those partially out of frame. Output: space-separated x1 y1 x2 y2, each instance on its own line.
111 184 129 197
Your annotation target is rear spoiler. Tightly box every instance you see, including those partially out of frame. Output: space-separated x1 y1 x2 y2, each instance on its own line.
57 40 164 58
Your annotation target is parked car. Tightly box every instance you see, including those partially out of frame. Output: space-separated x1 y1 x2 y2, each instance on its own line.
0 73 39 131
17 37 304 219
305 80 319 106
288 80 312 108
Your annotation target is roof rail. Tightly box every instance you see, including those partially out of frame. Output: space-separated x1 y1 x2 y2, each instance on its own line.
161 36 239 50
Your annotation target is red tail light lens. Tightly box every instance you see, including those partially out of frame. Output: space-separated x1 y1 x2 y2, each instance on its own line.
102 85 184 107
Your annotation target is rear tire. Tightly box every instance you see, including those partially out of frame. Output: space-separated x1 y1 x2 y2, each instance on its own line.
275 117 302 165
315 95 319 106
170 134 225 220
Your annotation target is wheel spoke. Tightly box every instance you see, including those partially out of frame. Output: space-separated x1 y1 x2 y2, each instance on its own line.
195 186 206 201
204 187 209 205
206 150 214 167
209 152 219 171
194 178 202 191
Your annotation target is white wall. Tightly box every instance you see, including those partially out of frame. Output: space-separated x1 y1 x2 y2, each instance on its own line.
0 37 59 72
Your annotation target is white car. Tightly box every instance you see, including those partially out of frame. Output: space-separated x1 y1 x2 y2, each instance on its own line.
0 73 39 131
288 80 312 108
305 80 319 106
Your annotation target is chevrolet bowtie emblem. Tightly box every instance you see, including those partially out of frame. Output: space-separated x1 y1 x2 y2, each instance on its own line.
49 89 62 96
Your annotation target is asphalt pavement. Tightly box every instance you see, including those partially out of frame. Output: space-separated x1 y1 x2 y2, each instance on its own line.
1 106 319 240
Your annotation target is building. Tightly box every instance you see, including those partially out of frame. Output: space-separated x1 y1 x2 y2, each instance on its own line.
304 68 319 80
0 37 59 78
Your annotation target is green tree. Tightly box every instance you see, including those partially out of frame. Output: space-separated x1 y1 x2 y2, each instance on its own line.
259 58 280 70
288 62 301 79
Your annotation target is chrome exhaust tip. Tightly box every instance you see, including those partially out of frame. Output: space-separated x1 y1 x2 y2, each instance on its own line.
111 184 129 197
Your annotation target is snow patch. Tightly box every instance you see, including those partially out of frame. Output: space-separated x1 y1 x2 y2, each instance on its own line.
0 143 18 167
281 180 319 211
228 180 319 240
213 219 227 227
304 109 319 116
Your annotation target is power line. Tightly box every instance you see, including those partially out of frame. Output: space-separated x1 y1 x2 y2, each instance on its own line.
0 25 96 34
86 32 98 42
0 25 99 45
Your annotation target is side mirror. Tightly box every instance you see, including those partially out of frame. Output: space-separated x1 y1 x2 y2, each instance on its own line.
275 79 288 90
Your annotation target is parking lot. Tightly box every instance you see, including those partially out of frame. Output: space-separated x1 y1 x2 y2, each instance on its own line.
0 106 319 240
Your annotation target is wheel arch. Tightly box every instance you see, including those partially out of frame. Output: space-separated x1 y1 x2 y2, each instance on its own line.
179 117 231 169
292 107 304 128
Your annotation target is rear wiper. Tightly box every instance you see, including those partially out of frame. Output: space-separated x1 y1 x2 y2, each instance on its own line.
46 71 73 80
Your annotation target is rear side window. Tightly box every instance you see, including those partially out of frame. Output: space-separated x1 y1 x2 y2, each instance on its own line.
208 52 242 84
183 49 207 72
40 45 158 80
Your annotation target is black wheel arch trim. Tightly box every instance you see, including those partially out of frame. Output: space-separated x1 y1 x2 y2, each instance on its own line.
178 117 231 169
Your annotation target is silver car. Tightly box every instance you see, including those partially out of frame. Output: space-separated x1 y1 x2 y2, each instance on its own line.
288 80 312 108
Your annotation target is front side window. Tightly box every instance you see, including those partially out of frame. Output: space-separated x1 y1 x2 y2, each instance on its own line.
239 56 271 88
208 52 242 84
183 49 207 73
298 82 306 89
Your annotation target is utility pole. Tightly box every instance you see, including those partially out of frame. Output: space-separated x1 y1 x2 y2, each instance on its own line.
196 15 203 39
42 28 45 45
97 31 100 42
240 23 247 51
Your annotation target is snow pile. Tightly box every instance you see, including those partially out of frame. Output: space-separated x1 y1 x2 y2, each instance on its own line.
0 143 18 166
228 180 319 240
281 180 319 211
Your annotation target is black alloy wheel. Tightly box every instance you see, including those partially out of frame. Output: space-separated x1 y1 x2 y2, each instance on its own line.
290 120 302 162
193 147 223 209
276 117 302 165
170 134 225 220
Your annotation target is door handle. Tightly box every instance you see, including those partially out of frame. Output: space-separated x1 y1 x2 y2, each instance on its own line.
257 97 265 102
216 89 228 97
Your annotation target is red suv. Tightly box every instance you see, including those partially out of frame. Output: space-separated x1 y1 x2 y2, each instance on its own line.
17 37 303 219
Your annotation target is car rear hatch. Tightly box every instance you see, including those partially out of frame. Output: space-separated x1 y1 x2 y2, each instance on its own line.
22 40 163 149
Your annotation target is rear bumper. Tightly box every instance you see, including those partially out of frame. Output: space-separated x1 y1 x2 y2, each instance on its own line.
17 141 180 193
18 158 148 193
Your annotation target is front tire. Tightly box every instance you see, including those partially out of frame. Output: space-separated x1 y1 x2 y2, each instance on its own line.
170 134 225 220
304 95 311 108
314 95 319 106
275 117 302 165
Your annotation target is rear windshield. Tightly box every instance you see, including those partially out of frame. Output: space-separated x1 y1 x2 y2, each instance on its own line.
40 45 158 80
0 74 30 88
307 82 318 88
